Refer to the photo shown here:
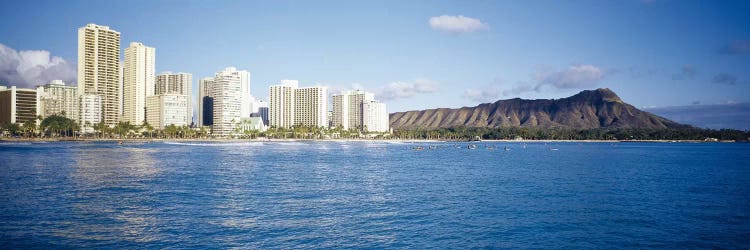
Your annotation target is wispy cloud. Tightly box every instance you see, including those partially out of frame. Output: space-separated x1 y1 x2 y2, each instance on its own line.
378 78 438 100
463 86 500 103
428 15 489 34
719 40 750 55
671 64 697 80
500 64 610 96
0 43 76 88
712 73 738 85
535 64 608 90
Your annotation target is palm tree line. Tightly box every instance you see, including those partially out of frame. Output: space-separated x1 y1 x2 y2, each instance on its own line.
1 115 391 139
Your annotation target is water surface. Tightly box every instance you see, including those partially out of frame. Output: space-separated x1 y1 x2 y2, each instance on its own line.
1 141 748 248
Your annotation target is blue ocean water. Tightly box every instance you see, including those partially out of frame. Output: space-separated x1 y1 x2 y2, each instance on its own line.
0 141 748 248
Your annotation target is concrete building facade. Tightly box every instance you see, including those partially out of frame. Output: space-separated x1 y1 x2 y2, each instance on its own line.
123 42 155 125
79 94 102 134
362 100 389 132
211 67 248 136
0 86 39 125
78 23 121 126
197 77 214 127
155 72 192 125
268 80 297 128
294 86 327 128
331 90 374 130
145 94 189 130
37 80 78 121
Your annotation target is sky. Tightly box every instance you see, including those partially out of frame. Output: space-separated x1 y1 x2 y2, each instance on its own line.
0 0 748 114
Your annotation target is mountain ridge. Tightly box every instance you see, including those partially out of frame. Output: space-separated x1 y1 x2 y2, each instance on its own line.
389 88 687 130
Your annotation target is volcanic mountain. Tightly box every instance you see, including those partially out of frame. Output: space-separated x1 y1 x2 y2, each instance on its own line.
389 88 687 130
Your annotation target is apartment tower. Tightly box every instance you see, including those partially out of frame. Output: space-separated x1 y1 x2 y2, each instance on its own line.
268 80 298 129
77 23 121 126
211 67 249 136
156 72 193 125
123 42 155 125
294 86 327 128
331 90 374 130
197 77 214 127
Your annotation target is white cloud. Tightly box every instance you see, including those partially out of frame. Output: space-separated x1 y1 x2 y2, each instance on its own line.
502 84 536 96
534 64 607 90
463 86 500 103
428 15 489 34
379 78 438 100
0 43 76 88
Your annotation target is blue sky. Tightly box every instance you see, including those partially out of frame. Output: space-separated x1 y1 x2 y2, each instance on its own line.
0 0 748 112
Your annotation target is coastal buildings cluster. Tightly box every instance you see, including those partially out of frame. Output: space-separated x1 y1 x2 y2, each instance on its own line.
0 23 390 137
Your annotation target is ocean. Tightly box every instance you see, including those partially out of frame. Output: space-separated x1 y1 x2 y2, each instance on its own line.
1 141 748 248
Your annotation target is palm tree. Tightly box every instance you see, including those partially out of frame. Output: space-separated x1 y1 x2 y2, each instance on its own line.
22 119 36 138
142 120 154 139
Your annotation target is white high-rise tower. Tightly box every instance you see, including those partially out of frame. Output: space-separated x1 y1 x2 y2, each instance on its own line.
77 23 121 126
269 80 298 129
331 90 374 130
211 67 250 136
123 42 155 125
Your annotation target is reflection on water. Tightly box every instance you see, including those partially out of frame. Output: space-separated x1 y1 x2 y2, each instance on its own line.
57 144 162 244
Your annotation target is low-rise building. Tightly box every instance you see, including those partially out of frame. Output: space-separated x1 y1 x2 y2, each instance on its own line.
79 94 102 134
37 80 79 121
145 94 189 130
0 86 39 125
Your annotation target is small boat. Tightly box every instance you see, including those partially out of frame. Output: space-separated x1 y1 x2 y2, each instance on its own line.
504 146 510 151
412 146 424 151
467 144 477 150
549 147 558 151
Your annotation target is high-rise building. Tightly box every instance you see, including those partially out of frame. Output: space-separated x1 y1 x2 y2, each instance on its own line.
331 90 374 130
211 67 249 136
294 86 327 128
79 94 101 134
197 77 214 127
123 42 155 126
268 80 297 128
36 80 78 121
78 23 121 126
362 100 389 132
0 86 39 125
331 94 349 129
145 94 189 130
155 72 192 125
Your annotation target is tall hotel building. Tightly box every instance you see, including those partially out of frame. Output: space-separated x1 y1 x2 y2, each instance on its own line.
122 42 155 125
269 80 328 129
294 86 327 128
268 80 297 129
36 80 78 120
211 67 250 136
331 90 374 130
362 100 389 132
197 77 214 127
156 72 192 124
78 23 121 126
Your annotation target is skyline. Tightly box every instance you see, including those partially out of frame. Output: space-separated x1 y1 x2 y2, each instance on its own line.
0 0 749 113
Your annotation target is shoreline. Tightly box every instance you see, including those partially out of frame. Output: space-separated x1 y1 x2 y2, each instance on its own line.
0 137 738 143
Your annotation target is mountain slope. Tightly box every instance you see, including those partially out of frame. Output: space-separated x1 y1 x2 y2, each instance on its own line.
389 88 686 130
